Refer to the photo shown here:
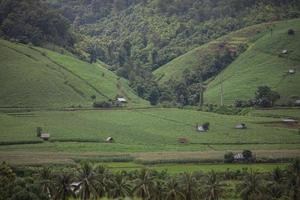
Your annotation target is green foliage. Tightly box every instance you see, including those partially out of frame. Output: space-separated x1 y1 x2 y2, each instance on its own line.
242 150 254 162
255 86 280 107
0 0 74 46
224 152 234 163
93 101 113 108
1 161 300 200
36 127 42 137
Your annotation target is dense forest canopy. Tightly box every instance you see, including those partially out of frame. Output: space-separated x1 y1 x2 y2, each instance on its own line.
0 0 74 46
49 0 300 69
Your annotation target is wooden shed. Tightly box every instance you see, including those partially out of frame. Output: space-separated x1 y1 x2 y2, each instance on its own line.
106 137 114 143
40 133 50 141
235 123 247 129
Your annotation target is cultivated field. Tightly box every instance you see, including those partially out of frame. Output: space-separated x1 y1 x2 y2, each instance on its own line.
205 19 300 105
0 108 299 166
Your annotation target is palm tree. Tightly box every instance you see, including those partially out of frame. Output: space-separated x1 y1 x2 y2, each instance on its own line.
35 167 54 199
108 172 132 199
237 170 266 200
164 176 184 200
76 162 99 200
53 172 75 200
286 160 300 200
267 167 284 199
178 172 200 200
133 168 156 200
94 165 113 198
202 170 224 200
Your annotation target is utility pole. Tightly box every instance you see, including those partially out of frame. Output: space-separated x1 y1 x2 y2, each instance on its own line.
199 85 204 109
220 72 224 106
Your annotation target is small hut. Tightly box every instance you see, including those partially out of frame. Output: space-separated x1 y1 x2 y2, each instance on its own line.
70 182 81 194
196 123 209 132
106 137 114 143
295 99 300 106
40 133 50 141
282 49 288 54
288 69 296 74
197 125 206 132
234 153 244 161
235 123 247 129
117 97 127 103
282 118 298 123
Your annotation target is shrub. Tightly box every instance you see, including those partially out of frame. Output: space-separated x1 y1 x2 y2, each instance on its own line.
91 95 96 100
242 150 253 162
202 122 210 131
93 101 112 108
288 29 295 35
36 127 42 137
224 152 234 163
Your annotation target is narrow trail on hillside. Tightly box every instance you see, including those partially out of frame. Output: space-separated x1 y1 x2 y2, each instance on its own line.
31 47 110 99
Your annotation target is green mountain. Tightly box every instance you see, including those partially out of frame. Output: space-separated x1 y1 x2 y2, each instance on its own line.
205 19 300 105
154 19 300 105
0 39 148 108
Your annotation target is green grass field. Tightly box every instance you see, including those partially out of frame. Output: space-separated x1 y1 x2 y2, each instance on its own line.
249 108 300 119
0 39 147 108
0 108 299 145
101 162 288 174
205 19 300 105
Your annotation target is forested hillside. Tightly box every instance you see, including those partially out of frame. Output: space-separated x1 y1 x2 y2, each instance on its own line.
50 0 300 71
46 0 300 105
0 0 74 47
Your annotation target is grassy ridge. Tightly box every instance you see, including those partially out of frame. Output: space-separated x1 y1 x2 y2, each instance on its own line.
205 19 300 105
153 22 269 84
154 19 300 105
0 39 147 108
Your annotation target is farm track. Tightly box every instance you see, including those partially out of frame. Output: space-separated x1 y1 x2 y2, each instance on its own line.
0 149 299 166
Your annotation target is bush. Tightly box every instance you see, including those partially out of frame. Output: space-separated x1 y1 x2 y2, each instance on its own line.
224 152 234 163
242 150 253 162
93 101 112 108
288 29 295 35
36 127 42 137
202 122 210 131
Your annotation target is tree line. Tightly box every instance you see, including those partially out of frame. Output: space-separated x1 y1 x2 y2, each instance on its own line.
1 160 299 200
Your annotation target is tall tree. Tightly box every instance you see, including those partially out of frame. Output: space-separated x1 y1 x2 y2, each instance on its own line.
76 162 99 200
134 169 156 200
202 170 224 200
165 177 184 200
108 172 132 198
53 172 74 200
237 170 266 200
178 173 200 200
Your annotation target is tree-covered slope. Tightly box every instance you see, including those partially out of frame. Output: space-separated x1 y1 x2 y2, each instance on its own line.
49 0 300 71
204 19 300 105
0 39 147 108
153 22 268 84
